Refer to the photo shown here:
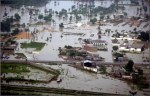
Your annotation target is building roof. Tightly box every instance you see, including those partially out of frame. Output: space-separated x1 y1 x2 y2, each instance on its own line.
91 40 107 43
131 43 144 48
120 43 130 48
84 60 92 63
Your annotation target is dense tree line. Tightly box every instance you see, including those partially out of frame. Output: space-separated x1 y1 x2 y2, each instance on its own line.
137 31 150 41
1 13 21 32
1 0 49 7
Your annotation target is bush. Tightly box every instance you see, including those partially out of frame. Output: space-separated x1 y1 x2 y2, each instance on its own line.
12 28 20 35
113 52 123 57
99 65 106 74
14 13 21 21
90 18 97 24
124 60 134 73
64 45 73 49
112 46 118 51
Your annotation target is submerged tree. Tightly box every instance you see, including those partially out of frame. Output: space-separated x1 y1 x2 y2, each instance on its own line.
90 18 97 24
38 14 43 20
124 60 134 73
14 13 21 21
112 46 118 52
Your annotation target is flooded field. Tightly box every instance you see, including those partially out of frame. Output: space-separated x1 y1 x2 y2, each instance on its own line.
2 64 132 94
1 0 150 63
1 0 150 95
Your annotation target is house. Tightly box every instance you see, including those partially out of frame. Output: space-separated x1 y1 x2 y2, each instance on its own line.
83 60 98 73
119 42 145 53
91 40 108 50
119 43 130 51
82 39 107 51
130 43 145 52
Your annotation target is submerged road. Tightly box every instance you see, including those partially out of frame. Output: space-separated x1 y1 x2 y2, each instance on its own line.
2 60 150 66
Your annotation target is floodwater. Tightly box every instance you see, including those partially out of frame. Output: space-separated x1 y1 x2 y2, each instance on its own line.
1 0 150 63
47 64 131 94
1 1 150 95
3 64 132 95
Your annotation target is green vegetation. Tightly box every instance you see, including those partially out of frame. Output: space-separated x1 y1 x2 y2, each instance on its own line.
1 13 21 33
63 50 87 57
99 65 107 74
5 38 16 45
63 32 85 36
12 28 20 35
21 42 45 51
14 13 21 21
1 0 49 7
44 14 52 22
90 18 97 24
38 14 43 20
124 60 134 73
64 45 73 49
112 46 118 51
113 52 123 57
59 46 87 57
58 9 67 17
1 17 13 32
15 53 26 58
1 63 30 74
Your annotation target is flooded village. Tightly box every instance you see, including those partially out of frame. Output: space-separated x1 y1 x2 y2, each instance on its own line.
1 0 150 95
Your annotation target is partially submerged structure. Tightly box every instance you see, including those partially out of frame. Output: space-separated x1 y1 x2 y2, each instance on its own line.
83 60 98 73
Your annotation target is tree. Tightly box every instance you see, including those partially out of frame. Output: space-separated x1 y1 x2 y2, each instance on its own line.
22 23 26 28
133 28 137 33
107 15 110 19
113 46 118 52
59 23 64 28
143 6 147 13
1 18 12 32
55 11 58 15
58 47 62 53
124 60 134 73
114 0 119 12
123 12 128 17
75 15 80 23
65 45 73 49
69 15 72 23
67 50 77 57
12 28 20 35
100 15 104 20
38 14 43 20
98 30 101 34
14 13 21 21
52 19 55 25
137 31 149 41
90 18 97 24
44 14 52 22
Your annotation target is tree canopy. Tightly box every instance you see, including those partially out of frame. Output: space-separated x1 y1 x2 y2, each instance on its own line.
90 18 97 24
14 13 21 21
124 60 134 73
112 46 118 51
1 0 49 7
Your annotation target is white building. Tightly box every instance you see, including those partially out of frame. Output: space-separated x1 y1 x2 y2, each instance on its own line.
91 40 108 50
119 42 145 53
83 60 98 73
